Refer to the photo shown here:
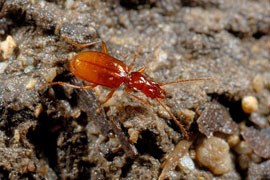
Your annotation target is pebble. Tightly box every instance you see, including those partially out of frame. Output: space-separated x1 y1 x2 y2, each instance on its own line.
0 62 8 74
250 153 262 163
25 78 38 90
70 108 81 119
13 129 20 143
189 149 196 160
0 35 17 59
65 0 74 9
154 48 168 62
128 128 140 143
242 96 258 114
234 141 252 154
252 75 264 93
27 161 36 172
148 48 168 72
178 109 195 129
42 67 57 83
18 54 34 66
250 112 268 128
238 154 250 170
178 154 195 173
34 104 43 118
227 134 240 147
196 136 232 175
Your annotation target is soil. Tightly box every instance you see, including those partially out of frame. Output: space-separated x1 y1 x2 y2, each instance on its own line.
0 0 269 179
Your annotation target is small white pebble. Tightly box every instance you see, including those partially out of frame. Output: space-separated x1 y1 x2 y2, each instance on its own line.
252 75 264 93
25 78 38 90
25 78 37 89
34 104 43 118
242 96 258 114
196 136 232 175
128 128 140 143
227 134 240 147
57 134 65 146
0 35 17 59
65 0 74 9
113 156 125 168
124 121 133 128
13 129 20 143
0 62 8 74
148 48 168 72
87 121 100 135
71 108 81 119
154 48 168 62
42 68 57 83
74 125 83 133
178 154 195 173
24 66 34 73
18 54 34 66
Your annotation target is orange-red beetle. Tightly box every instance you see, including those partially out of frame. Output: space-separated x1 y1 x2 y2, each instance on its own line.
49 41 211 139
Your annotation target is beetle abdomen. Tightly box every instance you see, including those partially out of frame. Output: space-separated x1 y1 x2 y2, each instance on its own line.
70 51 128 88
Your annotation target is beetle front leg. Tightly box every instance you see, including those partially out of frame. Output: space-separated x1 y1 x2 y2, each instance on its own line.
101 41 108 54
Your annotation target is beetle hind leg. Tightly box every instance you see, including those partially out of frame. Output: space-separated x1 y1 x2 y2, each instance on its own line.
100 88 116 105
43 81 96 90
62 34 102 49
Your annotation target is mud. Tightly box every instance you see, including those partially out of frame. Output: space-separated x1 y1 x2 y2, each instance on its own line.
0 0 269 179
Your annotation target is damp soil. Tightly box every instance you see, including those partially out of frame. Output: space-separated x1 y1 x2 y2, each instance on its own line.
0 0 270 179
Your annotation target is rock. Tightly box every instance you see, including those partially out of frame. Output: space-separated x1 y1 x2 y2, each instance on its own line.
196 136 232 175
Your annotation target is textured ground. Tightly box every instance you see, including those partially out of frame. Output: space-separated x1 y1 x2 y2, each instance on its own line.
0 0 269 179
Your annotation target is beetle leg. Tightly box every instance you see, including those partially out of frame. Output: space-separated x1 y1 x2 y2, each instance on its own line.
100 88 116 105
45 81 96 90
74 41 101 49
156 98 189 139
128 53 146 73
124 88 151 107
136 67 145 73
101 41 108 54
62 34 101 49
128 53 137 72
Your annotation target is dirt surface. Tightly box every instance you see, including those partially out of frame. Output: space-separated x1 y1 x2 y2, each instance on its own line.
0 0 270 179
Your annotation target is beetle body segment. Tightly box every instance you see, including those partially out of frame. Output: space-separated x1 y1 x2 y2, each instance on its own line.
127 72 165 99
70 51 166 99
70 51 128 88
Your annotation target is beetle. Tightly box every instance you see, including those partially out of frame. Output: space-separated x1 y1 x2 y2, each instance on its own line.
48 41 211 139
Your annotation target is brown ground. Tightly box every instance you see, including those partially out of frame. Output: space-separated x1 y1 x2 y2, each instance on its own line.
0 0 269 179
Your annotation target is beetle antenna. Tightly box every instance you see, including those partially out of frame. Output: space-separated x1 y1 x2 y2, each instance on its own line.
160 77 213 86
156 98 189 139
